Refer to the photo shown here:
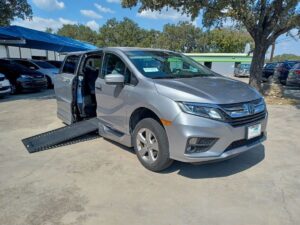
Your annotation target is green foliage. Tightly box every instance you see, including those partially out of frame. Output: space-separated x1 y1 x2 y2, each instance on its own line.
97 18 144 47
271 54 300 62
54 18 253 54
0 0 32 26
45 27 53 34
57 24 98 45
121 0 300 43
207 28 253 53
156 22 208 53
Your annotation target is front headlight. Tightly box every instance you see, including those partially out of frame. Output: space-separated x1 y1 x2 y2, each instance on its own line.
178 102 225 121
20 75 32 79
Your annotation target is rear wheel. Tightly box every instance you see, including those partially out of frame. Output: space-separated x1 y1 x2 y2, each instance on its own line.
133 118 173 172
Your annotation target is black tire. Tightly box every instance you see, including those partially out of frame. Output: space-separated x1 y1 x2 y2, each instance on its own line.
133 118 173 172
46 76 53 89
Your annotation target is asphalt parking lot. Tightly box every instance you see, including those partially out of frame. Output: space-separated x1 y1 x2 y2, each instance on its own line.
0 90 300 225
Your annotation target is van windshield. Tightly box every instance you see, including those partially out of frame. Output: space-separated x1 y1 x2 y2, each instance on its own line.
125 50 215 79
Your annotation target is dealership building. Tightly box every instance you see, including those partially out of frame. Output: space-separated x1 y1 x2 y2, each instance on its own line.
0 45 61 61
185 53 252 76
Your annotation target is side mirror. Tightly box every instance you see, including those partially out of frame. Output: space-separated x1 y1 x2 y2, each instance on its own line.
105 74 124 85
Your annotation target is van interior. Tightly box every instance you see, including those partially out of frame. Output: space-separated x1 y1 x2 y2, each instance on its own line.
72 52 134 122
75 54 102 121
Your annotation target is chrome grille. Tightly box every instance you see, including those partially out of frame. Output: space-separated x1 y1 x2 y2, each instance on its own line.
226 111 266 127
219 98 267 127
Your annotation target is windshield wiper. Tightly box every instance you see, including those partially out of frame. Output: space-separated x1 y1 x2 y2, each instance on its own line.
152 76 178 79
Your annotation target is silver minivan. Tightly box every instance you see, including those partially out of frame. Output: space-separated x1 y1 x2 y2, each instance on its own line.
55 47 267 171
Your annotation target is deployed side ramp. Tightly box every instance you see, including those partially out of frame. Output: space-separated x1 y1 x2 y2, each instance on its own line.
22 118 100 153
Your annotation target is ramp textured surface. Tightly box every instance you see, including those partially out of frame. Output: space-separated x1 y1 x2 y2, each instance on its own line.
22 118 99 153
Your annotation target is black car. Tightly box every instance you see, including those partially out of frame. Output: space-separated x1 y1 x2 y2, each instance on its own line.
274 61 300 85
287 63 300 87
46 60 63 69
0 59 47 94
262 62 277 81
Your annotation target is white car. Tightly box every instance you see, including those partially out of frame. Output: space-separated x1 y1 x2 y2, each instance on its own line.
0 73 11 96
12 59 59 88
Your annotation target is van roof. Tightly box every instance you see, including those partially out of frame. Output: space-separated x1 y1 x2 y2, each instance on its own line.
63 47 174 56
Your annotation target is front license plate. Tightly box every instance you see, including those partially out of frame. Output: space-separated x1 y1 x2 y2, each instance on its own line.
247 124 261 139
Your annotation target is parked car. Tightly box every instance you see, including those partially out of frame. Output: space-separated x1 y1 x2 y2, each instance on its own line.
46 60 63 69
11 59 58 88
55 47 267 172
0 73 11 97
274 61 300 85
234 63 250 77
0 59 47 94
262 62 277 81
286 63 300 87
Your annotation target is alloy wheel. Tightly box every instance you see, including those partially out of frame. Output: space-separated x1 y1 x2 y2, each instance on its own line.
136 128 159 163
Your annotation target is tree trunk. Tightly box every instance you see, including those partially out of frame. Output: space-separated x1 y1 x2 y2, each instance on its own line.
249 42 268 93
250 40 284 98
270 42 275 62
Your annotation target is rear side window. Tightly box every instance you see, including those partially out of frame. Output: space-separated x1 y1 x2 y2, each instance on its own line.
62 55 80 74
287 62 298 69
14 60 38 70
292 63 300 69
265 63 275 69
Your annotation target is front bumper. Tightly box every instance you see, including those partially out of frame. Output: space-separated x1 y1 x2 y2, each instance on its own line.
0 80 11 95
18 78 47 90
287 77 300 86
166 111 268 163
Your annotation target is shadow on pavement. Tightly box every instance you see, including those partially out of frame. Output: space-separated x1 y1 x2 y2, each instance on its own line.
110 138 265 178
0 89 55 103
163 145 265 179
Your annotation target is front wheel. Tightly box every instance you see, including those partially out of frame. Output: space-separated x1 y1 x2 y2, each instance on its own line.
133 118 173 172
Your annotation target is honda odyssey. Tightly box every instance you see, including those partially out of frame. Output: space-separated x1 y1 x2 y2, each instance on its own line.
55 47 267 171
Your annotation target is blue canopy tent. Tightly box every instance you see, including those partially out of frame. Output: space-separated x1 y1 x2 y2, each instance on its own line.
0 26 97 52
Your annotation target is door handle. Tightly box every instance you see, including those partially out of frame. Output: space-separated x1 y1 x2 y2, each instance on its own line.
96 86 102 91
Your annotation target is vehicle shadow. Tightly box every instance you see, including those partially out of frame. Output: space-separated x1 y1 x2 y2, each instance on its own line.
108 138 265 178
0 89 55 103
163 145 265 179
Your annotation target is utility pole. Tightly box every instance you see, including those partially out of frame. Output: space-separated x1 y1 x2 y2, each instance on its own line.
270 42 275 62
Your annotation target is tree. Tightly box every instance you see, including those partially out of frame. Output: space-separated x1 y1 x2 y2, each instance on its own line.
156 22 208 52
207 28 253 53
97 18 144 47
122 0 300 92
57 24 98 45
0 0 32 26
45 27 53 34
270 54 300 62
138 29 161 48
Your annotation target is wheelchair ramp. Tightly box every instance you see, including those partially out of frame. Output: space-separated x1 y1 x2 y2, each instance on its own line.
22 118 100 153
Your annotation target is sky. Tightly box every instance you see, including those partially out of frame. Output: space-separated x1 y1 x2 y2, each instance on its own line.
11 0 300 56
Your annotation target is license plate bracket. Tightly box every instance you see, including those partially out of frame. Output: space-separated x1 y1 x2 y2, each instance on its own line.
247 124 261 139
